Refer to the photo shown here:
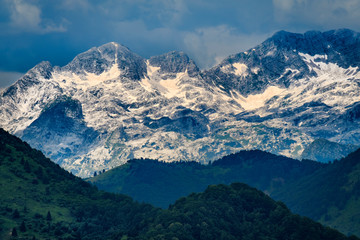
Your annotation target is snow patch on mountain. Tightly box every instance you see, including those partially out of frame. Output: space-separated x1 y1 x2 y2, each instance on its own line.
221 63 249 77
251 67 260 74
231 86 285 111
233 63 248 76
2 29 360 177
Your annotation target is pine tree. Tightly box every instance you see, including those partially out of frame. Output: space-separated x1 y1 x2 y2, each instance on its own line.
35 167 43 178
24 160 31 173
46 211 52 221
12 209 20 219
19 220 26 232
11 227 18 237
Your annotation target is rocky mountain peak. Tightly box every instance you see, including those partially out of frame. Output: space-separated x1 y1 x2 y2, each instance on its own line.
301 138 359 163
2 61 54 98
62 42 146 80
30 61 54 79
262 29 360 68
149 51 200 77
204 29 360 96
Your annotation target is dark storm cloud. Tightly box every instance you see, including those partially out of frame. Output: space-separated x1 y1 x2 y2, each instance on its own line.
272 0 360 31
0 0 359 87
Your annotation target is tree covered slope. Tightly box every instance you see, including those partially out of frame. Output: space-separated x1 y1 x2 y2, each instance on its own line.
89 150 323 208
90 149 360 237
272 148 360 237
0 128 158 240
133 183 358 240
1 128 357 239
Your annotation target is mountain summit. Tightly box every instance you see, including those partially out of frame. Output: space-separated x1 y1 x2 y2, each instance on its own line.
204 29 360 96
1 29 360 176
62 42 146 80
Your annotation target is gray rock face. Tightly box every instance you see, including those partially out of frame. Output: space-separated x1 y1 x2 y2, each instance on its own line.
143 107 209 139
1 29 360 177
260 29 360 69
62 42 146 80
149 51 200 77
203 29 360 96
22 96 99 163
2 61 54 98
344 102 360 121
301 138 359 163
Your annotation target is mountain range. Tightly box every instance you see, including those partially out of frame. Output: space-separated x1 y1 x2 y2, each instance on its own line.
1 29 360 176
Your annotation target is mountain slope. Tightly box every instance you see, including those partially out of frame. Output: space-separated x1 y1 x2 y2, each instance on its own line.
0 128 157 240
135 183 357 240
301 138 359 162
90 149 360 236
204 29 360 95
272 148 360 237
89 150 323 208
1 29 360 176
21 96 99 162
1 128 355 240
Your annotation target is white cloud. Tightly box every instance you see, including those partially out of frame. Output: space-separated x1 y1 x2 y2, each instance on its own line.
61 0 91 11
107 20 270 69
183 25 269 68
109 19 185 52
10 0 41 29
7 0 67 34
273 0 296 11
154 0 189 26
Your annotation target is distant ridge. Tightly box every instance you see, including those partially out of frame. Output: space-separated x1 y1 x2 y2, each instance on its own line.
89 150 322 208
301 138 359 162
273 148 360 237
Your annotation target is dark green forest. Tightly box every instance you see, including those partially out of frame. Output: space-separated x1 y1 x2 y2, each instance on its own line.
272 149 360 237
89 150 323 208
90 149 360 236
0 128 158 239
134 183 357 240
0 127 359 239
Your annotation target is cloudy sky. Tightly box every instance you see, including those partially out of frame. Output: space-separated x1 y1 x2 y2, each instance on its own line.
1 0 360 88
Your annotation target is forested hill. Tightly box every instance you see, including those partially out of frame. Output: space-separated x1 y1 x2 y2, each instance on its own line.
90 149 360 236
0 128 158 239
272 148 360 237
1 128 357 239
89 150 323 208
132 183 357 240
